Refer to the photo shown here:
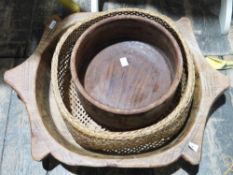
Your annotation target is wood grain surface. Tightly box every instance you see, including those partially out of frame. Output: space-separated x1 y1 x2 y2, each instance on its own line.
1 12 233 175
85 41 174 110
0 0 232 58
0 59 14 167
3 11 229 170
71 15 182 130
0 59 47 175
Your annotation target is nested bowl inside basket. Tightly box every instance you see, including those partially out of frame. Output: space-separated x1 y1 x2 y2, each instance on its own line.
70 15 183 131
52 9 195 154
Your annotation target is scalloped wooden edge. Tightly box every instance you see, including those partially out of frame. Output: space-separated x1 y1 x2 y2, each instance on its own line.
176 17 230 164
3 12 230 167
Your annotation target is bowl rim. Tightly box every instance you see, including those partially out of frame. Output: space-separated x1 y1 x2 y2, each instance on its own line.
70 15 183 115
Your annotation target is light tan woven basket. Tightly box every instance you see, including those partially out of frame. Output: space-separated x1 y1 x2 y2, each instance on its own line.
51 9 195 155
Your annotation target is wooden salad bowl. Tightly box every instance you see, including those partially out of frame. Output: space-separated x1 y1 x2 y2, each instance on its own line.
3 11 229 168
70 15 183 130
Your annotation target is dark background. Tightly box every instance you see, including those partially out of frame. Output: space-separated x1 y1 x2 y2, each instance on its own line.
0 0 232 58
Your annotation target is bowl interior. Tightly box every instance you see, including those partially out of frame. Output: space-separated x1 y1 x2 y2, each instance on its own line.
73 16 182 110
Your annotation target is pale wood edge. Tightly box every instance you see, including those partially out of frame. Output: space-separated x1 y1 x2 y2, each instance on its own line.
3 13 230 168
176 17 230 165
3 12 99 162
3 54 51 161
3 15 64 161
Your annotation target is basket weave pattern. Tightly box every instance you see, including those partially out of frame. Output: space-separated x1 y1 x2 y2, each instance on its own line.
51 9 195 155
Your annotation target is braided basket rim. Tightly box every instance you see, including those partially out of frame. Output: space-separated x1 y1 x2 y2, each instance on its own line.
51 8 195 147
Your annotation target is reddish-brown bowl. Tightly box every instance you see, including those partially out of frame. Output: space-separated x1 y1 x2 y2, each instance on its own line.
70 15 183 131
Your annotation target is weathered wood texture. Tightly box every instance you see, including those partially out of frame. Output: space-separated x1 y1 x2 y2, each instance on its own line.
187 0 231 56
0 0 58 57
70 15 183 131
0 0 232 57
0 59 14 170
2 11 232 175
197 64 233 175
0 1 232 173
101 0 232 55
0 59 46 175
0 83 47 175
2 61 233 174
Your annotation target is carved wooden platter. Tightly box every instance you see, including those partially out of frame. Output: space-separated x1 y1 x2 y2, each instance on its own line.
3 13 229 168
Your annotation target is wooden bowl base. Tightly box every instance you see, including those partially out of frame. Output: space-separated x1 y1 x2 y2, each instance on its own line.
85 41 173 110
3 12 229 168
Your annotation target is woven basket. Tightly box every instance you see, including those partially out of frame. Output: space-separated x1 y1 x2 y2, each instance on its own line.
51 9 195 155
